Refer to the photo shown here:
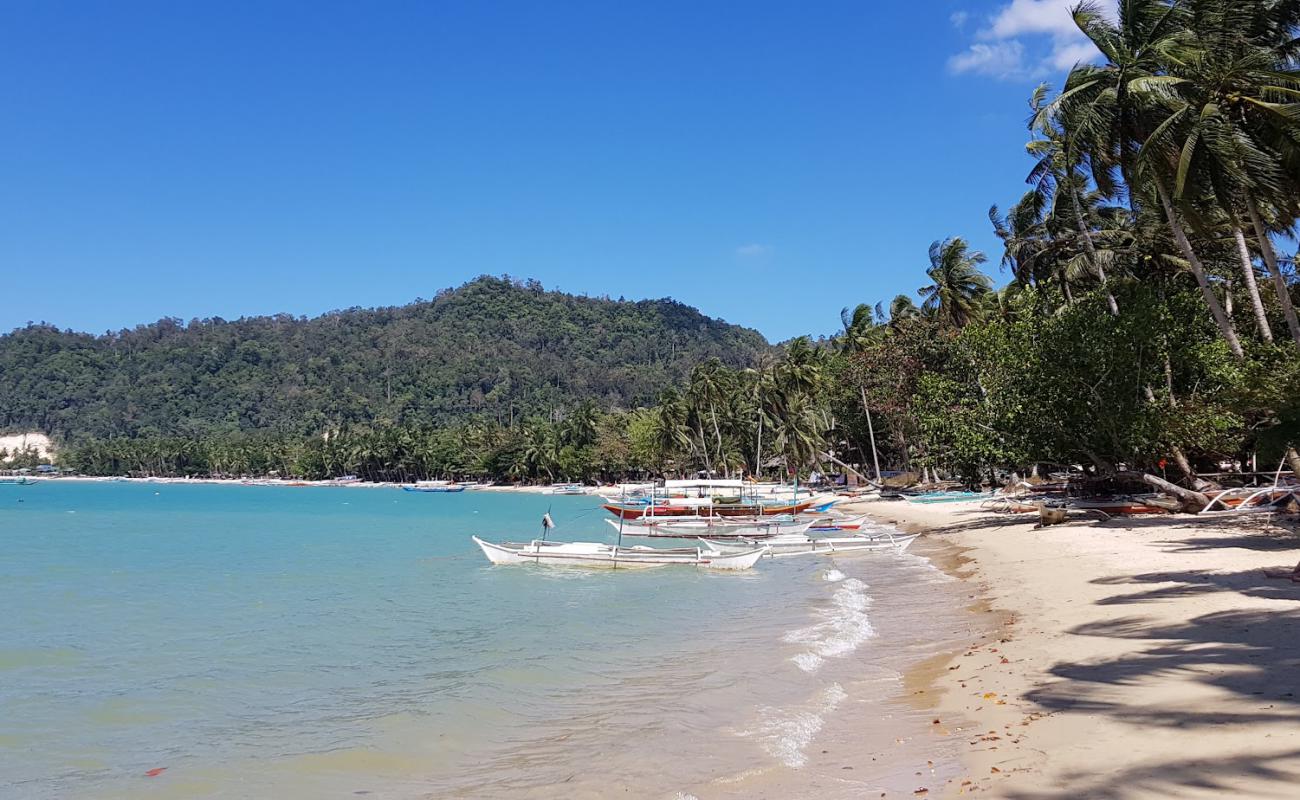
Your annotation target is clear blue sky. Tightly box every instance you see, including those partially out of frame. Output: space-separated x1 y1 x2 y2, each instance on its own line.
1 0 1098 342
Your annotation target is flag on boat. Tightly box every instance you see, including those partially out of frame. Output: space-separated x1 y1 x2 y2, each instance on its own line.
542 512 555 529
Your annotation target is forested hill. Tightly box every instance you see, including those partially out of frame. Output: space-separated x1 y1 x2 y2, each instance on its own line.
0 276 772 442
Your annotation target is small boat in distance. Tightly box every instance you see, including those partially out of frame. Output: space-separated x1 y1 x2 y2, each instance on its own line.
0 476 37 486
471 536 767 570
548 483 590 495
404 481 467 493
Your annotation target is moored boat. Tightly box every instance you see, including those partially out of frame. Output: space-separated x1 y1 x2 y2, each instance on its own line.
602 497 824 520
471 536 767 570
703 530 917 558
605 516 816 539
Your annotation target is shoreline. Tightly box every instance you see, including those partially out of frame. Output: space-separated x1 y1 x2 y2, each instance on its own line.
858 498 1300 798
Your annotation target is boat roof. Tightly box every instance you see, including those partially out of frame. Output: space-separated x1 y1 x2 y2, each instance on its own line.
664 479 745 490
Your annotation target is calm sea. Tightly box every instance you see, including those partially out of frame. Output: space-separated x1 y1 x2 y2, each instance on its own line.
0 482 971 799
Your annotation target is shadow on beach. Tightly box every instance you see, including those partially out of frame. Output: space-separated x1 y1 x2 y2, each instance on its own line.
1006 523 1300 798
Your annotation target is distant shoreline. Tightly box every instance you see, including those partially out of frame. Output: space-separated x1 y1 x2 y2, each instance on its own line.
28 475 560 493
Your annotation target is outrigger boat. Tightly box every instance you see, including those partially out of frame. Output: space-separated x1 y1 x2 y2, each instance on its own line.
703 530 917 558
471 536 767 570
807 514 871 532
1199 486 1299 516
605 516 816 539
602 498 823 520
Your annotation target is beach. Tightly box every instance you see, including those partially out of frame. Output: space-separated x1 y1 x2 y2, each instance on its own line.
849 498 1300 798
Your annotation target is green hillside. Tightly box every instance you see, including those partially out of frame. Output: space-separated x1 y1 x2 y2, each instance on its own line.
0 276 772 442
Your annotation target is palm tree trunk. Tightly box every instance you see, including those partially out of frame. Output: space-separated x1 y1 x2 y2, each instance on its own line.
1286 447 1300 482
859 385 882 482
1232 227 1273 342
754 416 764 478
1245 197 1300 348
709 403 725 478
1071 187 1119 316
1154 180 1245 360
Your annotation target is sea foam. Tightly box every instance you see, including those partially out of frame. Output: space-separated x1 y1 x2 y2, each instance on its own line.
783 577 875 673
738 683 847 768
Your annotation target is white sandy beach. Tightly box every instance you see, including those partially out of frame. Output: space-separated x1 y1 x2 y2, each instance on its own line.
849 498 1300 799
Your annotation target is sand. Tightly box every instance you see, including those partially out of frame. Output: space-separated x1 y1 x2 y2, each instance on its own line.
852 498 1300 799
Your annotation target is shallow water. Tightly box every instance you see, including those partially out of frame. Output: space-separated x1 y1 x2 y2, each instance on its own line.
0 483 968 798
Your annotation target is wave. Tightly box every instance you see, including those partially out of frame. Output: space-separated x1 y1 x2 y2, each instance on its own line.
783 577 874 673
737 683 847 768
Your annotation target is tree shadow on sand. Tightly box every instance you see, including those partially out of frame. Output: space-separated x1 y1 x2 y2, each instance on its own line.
1007 560 1300 798
1090 567 1300 605
1003 748 1300 800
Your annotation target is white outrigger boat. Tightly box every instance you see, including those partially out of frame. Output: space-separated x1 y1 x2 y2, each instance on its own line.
702 529 917 558
605 516 816 539
471 536 767 570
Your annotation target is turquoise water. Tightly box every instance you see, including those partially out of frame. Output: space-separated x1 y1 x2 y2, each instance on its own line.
0 482 968 799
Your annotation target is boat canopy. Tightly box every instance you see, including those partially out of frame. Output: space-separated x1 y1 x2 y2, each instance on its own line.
664 479 745 491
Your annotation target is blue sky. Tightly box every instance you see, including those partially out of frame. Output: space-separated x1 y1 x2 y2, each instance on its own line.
1 0 1100 342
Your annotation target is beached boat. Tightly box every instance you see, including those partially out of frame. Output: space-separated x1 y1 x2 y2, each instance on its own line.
703 530 917 558
1199 486 1299 516
605 516 816 539
471 536 767 570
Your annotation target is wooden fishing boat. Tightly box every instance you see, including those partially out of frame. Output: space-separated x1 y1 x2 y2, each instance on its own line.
703 530 917 558
606 517 816 539
471 536 767 570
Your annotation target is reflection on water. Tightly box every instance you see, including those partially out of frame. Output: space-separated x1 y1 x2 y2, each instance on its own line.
1 485 969 799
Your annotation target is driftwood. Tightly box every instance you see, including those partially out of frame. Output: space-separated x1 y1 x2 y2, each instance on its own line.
1114 471 1210 513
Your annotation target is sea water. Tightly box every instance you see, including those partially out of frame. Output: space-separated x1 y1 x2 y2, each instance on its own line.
0 483 971 799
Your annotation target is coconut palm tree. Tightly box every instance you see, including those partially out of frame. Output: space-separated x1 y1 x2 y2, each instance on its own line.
1047 0 1246 357
919 238 992 328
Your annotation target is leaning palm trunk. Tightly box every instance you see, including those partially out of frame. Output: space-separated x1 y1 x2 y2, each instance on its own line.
1155 180 1245 360
859 386 882 482
1287 447 1300 483
1232 227 1272 342
1245 197 1300 349
1071 188 1118 316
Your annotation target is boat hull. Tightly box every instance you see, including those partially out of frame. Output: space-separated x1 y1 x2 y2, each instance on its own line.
704 532 917 558
607 517 816 539
471 536 766 570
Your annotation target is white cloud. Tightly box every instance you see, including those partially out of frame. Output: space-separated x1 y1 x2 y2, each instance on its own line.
949 40 1029 80
950 11 971 28
949 0 1110 81
736 244 772 258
